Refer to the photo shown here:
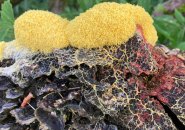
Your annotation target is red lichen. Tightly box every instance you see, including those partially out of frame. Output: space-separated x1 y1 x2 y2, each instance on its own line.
148 50 185 104
126 35 184 107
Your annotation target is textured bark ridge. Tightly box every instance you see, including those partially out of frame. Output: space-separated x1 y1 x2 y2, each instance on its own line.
0 35 184 130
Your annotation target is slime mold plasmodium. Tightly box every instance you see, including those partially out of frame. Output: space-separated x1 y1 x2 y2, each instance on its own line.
66 2 158 48
120 3 158 45
14 10 69 53
1 2 157 55
66 2 136 48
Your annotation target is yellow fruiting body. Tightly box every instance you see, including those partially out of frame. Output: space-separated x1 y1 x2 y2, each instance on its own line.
120 4 158 45
66 2 157 48
141 23 158 46
0 41 6 60
66 2 136 48
14 3 158 50
14 10 69 53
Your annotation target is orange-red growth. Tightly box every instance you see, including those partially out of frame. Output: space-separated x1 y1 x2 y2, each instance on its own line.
21 92 34 108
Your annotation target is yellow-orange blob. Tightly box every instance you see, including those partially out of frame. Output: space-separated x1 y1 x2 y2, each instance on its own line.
66 2 158 48
120 3 158 45
66 2 136 48
14 10 69 53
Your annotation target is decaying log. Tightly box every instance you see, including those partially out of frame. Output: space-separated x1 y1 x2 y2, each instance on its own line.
0 35 184 130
